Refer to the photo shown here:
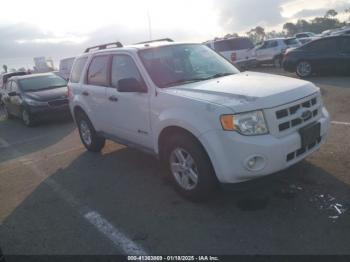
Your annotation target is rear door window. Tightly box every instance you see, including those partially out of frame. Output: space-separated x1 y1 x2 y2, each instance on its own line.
70 57 87 83
87 56 110 86
268 41 278 48
284 38 299 46
305 39 337 52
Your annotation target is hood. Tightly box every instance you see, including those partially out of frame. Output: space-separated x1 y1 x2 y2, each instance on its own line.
161 72 318 112
23 86 68 102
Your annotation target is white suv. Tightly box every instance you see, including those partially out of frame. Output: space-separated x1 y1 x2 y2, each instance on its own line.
255 38 301 67
68 39 330 200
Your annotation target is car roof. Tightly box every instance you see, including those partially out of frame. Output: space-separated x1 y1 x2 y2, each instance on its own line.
266 38 294 41
318 35 350 39
212 37 250 42
77 41 200 58
10 72 59 81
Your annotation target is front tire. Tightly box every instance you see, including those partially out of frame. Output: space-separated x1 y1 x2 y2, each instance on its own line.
163 133 218 201
296 61 312 78
76 112 105 152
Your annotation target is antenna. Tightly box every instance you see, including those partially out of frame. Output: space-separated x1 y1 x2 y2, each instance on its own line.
147 8 152 41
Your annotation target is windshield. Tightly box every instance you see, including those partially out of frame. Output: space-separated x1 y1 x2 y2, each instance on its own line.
138 44 239 88
19 74 67 92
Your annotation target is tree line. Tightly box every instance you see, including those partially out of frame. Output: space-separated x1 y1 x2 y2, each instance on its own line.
219 8 350 44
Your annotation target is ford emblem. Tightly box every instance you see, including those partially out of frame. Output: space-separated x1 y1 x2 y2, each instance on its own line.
301 110 312 120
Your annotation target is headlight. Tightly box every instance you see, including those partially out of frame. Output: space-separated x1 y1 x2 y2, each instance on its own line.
23 97 48 106
220 110 269 135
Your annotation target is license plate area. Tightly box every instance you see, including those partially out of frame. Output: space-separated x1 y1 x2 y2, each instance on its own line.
299 122 321 149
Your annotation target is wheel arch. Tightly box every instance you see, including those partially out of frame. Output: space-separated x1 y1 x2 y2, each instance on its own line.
73 105 86 118
157 125 220 185
157 126 210 164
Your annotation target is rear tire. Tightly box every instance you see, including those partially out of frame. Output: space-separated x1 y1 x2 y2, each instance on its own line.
22 108 35 127
296 61 312 78
162 133 219 201
76 112 105 152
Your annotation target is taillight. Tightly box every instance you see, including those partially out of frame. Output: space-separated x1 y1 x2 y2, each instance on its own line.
66 85 72 98
231 52 237 62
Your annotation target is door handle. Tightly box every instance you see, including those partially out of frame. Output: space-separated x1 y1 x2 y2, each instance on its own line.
82 91 89 96
109 96 118 102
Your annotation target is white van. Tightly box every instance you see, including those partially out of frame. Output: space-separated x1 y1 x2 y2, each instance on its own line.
205 37 257 69
58 57 76 80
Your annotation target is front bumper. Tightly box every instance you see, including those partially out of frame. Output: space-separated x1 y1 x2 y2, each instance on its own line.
28 104 71 120
199 108 330 183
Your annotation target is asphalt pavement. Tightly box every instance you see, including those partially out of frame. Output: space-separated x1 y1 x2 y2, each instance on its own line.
0 68 349 255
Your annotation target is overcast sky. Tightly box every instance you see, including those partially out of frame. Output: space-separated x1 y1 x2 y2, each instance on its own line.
0 0 349 69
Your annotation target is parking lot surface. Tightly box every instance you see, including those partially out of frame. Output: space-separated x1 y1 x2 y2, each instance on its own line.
0 68 350 255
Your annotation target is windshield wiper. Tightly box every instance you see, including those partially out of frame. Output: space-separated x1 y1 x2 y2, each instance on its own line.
204 72 235 80
163 73 235 88
164 78 207 88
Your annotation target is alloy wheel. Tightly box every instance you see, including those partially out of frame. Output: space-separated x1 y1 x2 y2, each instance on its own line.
169 147 199 190
79 120 92 146
297 62 312 77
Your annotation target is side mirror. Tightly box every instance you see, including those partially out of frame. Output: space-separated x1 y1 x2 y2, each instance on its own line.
117 78 146 93
8 91 18 97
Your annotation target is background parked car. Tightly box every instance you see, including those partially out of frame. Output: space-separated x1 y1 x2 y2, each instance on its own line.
1 73 70 126
204 37 257 69
283 35 350 77
331 28 350 36
255 38 301 67
57 57 76 80
0 71 27 102
294 32 317 38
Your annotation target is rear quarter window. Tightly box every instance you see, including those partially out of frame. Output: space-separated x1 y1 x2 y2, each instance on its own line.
70 57 87 83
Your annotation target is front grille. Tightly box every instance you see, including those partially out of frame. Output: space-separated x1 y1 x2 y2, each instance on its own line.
275 96 319 132
48 99 68 107
286 137 322 162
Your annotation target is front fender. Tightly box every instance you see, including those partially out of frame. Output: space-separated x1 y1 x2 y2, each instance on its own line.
153 107 220 154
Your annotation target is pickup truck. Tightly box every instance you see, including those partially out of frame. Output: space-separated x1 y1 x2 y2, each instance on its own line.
68 39 330 201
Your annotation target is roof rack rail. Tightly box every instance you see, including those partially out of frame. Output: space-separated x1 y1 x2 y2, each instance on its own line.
84 41 123 53
135 38 174 45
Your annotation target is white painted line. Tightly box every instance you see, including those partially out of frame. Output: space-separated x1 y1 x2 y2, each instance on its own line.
331 121 350 126
1 136 148 255
85 211 148 256
0 135 49 149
